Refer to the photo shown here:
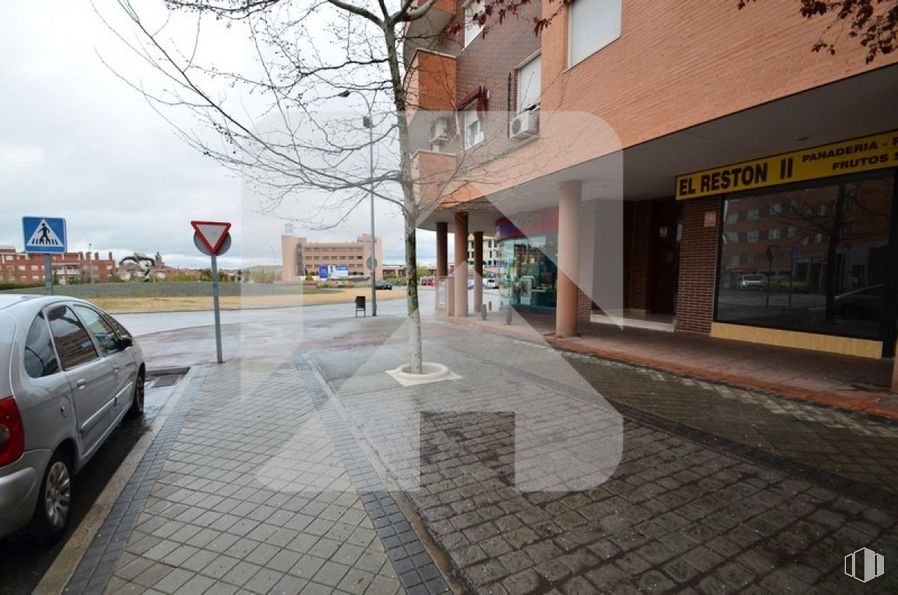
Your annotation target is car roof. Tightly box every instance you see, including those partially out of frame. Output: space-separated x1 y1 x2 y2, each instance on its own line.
0 294 42 310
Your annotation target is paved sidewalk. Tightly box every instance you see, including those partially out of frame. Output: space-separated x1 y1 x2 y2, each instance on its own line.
66 359 448 594
312 321 898 593
455 310 898 419
64 312 898 594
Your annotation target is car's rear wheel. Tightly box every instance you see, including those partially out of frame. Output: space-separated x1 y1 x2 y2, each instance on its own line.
25 450 72 543
127 370 145 419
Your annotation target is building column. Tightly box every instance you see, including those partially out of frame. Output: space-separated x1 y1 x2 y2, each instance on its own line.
454 212 469 317
436 222 448 278
556 181 582 338
473 231 484 314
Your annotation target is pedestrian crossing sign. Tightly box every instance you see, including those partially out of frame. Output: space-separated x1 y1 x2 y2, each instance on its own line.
23 217 67 254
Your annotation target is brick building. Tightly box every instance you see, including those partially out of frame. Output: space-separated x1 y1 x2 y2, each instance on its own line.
406 0 898 361
0 247 116 285
280 227 384 282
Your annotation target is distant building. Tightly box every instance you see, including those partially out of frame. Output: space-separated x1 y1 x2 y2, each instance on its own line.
467 236 499 270
0 247 115 285
280 227 384 282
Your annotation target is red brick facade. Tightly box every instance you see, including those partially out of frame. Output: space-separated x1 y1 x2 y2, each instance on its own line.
675 198 721 334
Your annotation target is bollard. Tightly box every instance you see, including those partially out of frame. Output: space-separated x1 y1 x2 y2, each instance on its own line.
505 307 512 325
488 301 492 311
481 304 487 320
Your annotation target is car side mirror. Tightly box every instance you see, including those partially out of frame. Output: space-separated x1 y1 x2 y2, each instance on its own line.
118 336 134 349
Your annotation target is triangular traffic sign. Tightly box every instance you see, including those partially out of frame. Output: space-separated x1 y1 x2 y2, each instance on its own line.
26 218 64 248
191 220 232 254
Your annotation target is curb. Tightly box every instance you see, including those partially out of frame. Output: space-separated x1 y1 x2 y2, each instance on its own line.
35 366 201 595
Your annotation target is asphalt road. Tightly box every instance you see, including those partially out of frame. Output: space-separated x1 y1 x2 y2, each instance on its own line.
0 375 183 595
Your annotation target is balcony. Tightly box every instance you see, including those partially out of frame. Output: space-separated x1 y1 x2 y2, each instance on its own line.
404 49 456 122
402 0 456 65
412 149 457 209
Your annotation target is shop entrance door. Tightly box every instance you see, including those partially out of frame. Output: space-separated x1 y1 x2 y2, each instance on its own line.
647 200 681 315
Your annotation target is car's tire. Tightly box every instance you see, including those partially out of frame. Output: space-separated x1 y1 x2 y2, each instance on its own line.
127 370 145 419
25 449 72 543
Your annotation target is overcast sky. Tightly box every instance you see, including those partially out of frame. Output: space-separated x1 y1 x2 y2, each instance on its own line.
0 1 437 269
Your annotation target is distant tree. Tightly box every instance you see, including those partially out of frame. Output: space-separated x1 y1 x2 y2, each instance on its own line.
738 0 898 63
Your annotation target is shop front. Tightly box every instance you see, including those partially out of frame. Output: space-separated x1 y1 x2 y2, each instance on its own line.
676 129 898 358
495 209 559 313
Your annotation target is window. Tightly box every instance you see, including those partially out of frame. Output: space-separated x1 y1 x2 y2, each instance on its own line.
464 0 483 47
24 313 59 378
747 208 760 221
463 103 483 148
568 0 621 66
47 305 99 369
716 172 894 341
74 305 122 354
516 54 541 112
747 230 759 243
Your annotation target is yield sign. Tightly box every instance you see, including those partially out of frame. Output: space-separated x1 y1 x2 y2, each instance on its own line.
191 220 232 255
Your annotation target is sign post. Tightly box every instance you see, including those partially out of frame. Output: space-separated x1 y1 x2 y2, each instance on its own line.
22 217 67 296
191 220 232 364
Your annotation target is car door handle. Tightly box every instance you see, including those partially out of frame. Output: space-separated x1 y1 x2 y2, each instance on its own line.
113 367 120 375
75 378 87 390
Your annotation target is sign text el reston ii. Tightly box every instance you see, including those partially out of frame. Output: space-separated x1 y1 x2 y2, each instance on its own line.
675 130 898 200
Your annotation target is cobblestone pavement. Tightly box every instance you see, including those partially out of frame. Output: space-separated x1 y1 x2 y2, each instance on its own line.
67 312 898 593
311 318 898 593
67 357 449 594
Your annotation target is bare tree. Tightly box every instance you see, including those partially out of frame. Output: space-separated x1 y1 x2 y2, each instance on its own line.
100 0 483 374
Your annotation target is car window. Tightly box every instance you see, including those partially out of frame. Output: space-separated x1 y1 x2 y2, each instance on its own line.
101 313 132 342
47 305 99 369
74 305 121 354
24 312 60 378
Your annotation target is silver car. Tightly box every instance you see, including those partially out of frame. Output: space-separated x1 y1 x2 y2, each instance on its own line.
0 295 145 542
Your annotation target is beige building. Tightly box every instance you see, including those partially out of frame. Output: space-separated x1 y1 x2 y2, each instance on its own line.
281 227 383 282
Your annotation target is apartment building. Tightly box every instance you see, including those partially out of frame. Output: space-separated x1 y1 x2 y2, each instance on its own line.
281 228 384 282
466 235 499 270
0 247 116 285
406 0 898 361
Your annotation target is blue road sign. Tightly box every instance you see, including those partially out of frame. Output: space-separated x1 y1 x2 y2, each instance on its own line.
319 265 329 279
23 217 67 254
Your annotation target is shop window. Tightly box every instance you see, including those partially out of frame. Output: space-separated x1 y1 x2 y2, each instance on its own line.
715 171 894 341
464 0 483 47
462 103 484 148
568 0 621 66
516 54 541 112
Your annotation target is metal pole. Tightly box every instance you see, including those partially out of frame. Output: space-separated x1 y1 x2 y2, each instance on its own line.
88 242 93 284
44 254 53 296
368 109 377 317
210 253 223 364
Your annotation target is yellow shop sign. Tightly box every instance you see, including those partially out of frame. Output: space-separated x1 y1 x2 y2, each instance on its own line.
676 130 898 200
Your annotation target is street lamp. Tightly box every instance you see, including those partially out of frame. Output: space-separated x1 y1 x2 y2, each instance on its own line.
88 242 94 284
338 89 377 316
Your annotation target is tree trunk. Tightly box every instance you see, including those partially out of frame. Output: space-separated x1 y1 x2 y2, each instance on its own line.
384 21 424 374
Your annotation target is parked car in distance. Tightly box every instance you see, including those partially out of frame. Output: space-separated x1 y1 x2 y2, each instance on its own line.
467 279 475 290
738 274 766 289
419 277 435 286
0 295 145 542
483 278 499 289
834 284 883 321
375 281 393 290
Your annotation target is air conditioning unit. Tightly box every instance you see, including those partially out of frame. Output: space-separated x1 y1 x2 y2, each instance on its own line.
509 109 539 140
430 117 451 144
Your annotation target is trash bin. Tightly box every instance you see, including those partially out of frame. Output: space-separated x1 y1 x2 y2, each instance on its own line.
355 295 366 317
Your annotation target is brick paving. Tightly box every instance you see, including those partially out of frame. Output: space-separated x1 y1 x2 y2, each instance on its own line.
313 320 898 593
68 313 898 593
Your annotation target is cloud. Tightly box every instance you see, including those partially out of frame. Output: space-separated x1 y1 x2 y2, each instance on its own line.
0 1 439 270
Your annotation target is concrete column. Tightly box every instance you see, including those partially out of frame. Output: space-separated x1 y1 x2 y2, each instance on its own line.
473 231 484 314
556 181 582 338
454 212 469 317
436 222 448 277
